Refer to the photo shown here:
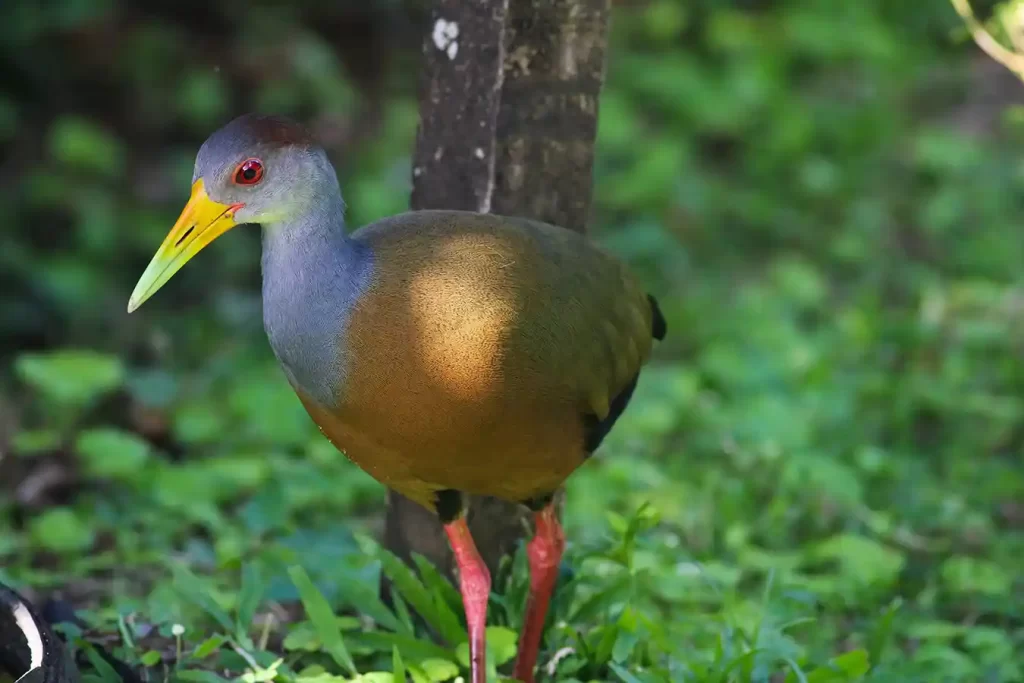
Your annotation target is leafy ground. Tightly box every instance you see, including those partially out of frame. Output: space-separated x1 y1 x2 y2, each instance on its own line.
2 2 1024 682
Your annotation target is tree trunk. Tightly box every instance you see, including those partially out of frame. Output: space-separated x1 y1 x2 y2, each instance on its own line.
385 0 611 582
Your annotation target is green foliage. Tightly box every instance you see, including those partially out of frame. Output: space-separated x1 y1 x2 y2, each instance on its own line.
48 117 125 178
76 428 152 479
2 1 1024 682
15 350 124 408
289 565 358 677
29 507 95 554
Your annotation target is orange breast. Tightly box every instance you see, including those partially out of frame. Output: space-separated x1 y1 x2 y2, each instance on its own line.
294 228 589 512
297 388 584 512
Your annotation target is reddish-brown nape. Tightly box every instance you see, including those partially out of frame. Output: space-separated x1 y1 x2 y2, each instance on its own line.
233 113 316 149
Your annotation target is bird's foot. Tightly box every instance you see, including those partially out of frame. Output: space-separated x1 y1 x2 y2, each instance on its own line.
513 505 566 683
444 518 491 683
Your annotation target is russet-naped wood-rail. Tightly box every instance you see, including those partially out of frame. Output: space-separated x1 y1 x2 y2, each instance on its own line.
128 114 666 683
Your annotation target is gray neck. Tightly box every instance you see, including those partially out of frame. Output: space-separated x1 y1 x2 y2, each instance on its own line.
260 195 373 408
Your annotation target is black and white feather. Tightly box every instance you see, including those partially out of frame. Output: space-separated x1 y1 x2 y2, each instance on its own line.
0 583 77 683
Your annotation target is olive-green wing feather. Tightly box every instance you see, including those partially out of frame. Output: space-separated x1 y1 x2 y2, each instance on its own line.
357 210 662 427
487 214 660 420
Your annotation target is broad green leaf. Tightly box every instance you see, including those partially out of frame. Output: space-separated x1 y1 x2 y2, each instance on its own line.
487 626 518 666
12 429 61 456
941 556 1012 595
140 651 162 667
29 507 94 553
16 350 124 406
75 428 151 479
177 70 229 127
418 659 459 682
809 534 904 588
454 626 518 670
354 675 392 683
612 630 641 664
191 635 227 660
48 116 125 177
283 624 320 652
826 649 870 678
173 401 228 445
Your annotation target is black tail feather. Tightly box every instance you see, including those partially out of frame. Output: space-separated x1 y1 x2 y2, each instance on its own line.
578 295 666 458
648 294 667 340
582 374 639 455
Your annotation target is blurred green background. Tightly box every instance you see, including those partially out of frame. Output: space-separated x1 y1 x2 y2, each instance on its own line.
2 1 1024 682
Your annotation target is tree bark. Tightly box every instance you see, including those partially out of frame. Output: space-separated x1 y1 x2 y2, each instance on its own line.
386 0 611 582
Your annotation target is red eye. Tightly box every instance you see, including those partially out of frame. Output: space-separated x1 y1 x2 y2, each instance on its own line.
234 158 264 185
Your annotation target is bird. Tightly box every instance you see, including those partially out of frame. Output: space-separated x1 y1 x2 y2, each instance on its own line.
127 114 666 683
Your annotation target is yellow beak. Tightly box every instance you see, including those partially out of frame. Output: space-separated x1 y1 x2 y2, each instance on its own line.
127 179 239 313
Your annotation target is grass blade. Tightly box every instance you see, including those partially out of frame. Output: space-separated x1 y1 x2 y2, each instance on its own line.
392 645 406 681
288 565 358 677
412 554 462 611
171 564 235 634
391 589 416 635
337 571 406 634
235 562 265 647
867 599 901 667
609 662 645 683
173 670 231 683
347 631 456 662
377 548 465 645
84 645 123 683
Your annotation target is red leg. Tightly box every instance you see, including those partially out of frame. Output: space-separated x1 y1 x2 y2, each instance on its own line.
513 505 565 683
444 518 491 683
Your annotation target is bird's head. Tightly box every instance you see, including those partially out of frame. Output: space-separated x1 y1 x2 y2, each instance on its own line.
127 113 338 313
